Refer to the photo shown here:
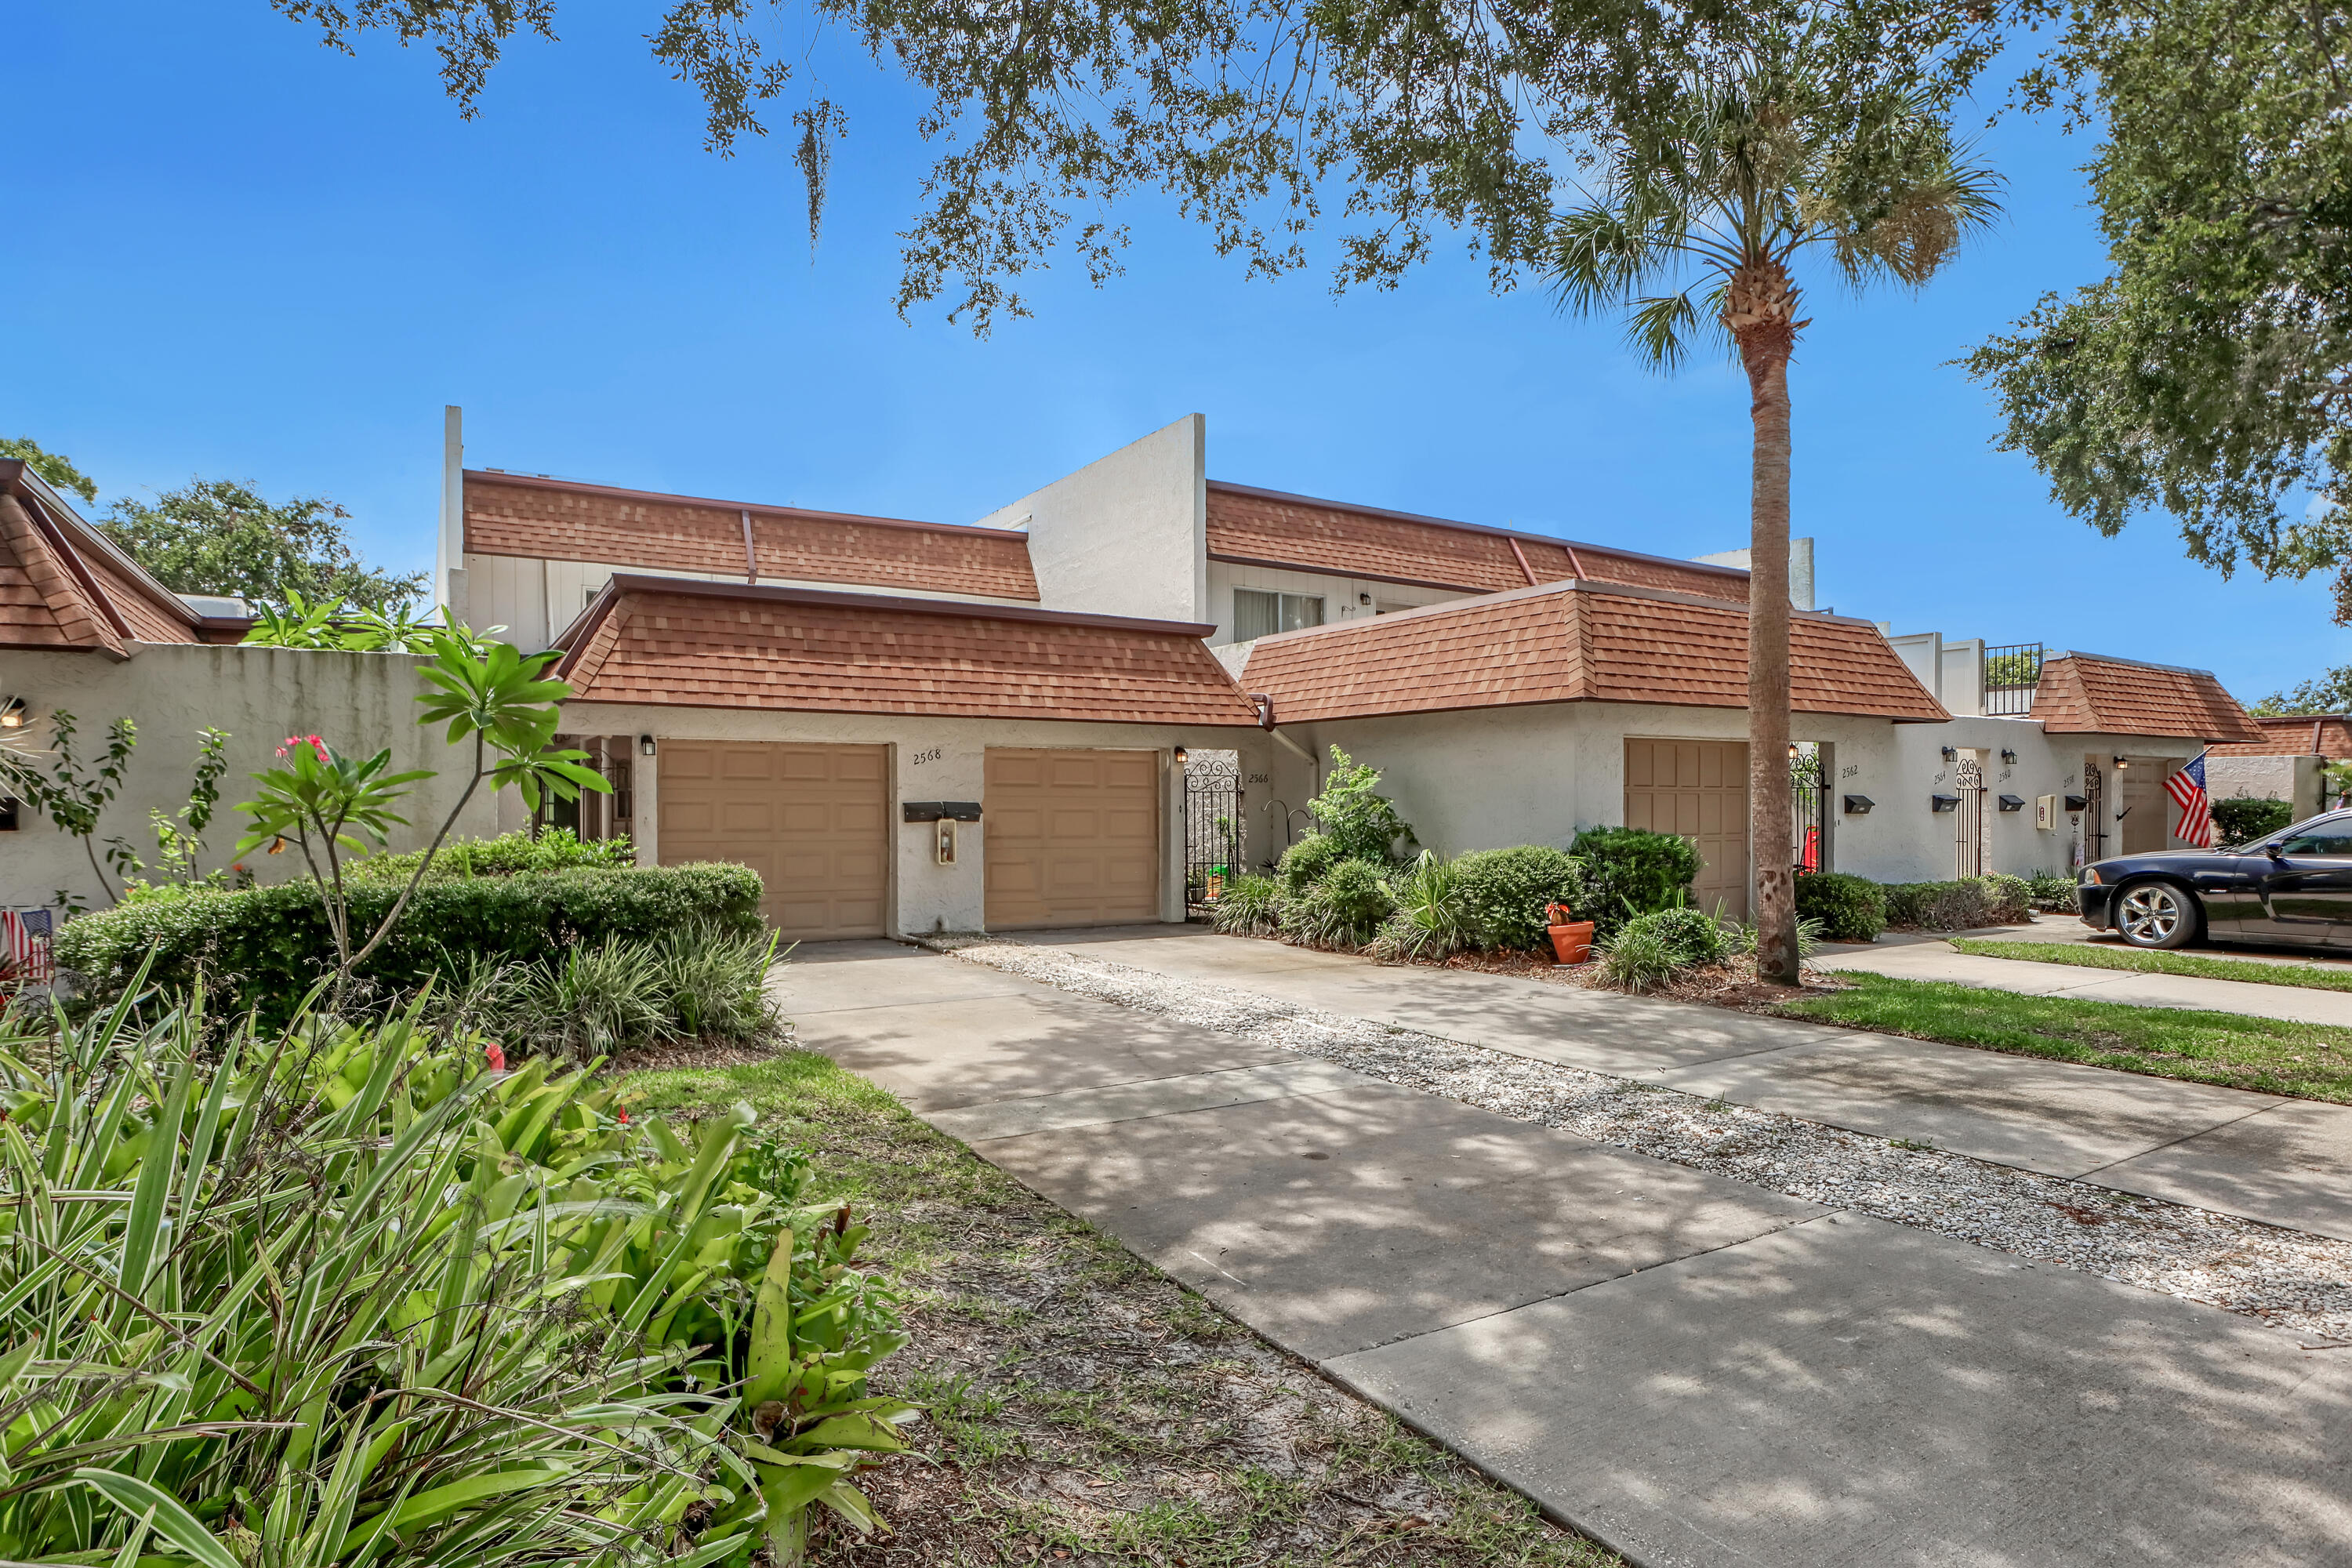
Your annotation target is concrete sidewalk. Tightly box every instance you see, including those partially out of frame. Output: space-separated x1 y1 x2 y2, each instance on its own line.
777 939 2352 1568
1816 932 2352 1029
1022 926 2352 1242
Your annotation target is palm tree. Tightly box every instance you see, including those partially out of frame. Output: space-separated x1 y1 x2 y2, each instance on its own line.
1549 38 1999 982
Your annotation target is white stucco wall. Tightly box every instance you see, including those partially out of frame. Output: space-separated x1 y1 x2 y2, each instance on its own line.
3 644 500 912
973 415 1207 624
565 702 1275 936
2208 753 2325 821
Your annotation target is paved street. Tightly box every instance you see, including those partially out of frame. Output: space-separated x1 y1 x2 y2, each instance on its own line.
777 932 2352 1567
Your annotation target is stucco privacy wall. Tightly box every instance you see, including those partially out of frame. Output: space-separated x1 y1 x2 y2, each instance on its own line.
2209 753 2325 820
3 644 499 910
562 702 1276 935
1252 703 2208 887
975 415 1207 624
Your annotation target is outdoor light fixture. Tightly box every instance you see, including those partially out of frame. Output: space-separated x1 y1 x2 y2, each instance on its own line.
639 735 657 757
2001 749 2018 764
2113 755 2130 769
0 697 24 728
1940 746 1958 762
1173 746 1189 768
1787 742 1799 760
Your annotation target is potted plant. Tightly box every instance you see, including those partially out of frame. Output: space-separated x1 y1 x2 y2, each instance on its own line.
1545 902 1595 965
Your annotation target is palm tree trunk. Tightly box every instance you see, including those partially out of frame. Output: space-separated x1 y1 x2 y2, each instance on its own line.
1729 259 1800 985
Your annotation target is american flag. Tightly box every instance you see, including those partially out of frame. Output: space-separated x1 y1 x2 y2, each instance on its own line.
2165 753 2215 849
0 908 54 989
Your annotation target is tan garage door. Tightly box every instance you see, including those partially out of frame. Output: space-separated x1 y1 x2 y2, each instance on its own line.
659 742 887 938
1624 738 1750 920
985 748 1161 929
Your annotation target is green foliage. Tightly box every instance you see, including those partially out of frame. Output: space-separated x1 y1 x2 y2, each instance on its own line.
1595 906 1740 990
100 476 424 612
1449 844 1590 952
2027 871 2080 912
1792 871 1886 942
1368 851 1482 963
0 989 913 1567
1279 858 1396 949
653 925 787 1042
354 826 637 880
2212 795 2295 847
1209 873 1287 936
1568 826 1700 933
0 434 97 503
2250 665 2352 716
1880 874 2031 931
53 864 766 1024
1304 746 1414 866
1275 832 1347 895
244 590 463 652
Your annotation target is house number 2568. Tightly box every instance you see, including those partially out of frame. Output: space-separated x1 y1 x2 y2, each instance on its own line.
910 748 943 766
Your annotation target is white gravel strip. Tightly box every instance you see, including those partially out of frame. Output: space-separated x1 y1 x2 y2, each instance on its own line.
942 936 2352 1348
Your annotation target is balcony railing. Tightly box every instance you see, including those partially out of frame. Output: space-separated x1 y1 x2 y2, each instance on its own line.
1983 641 2042 717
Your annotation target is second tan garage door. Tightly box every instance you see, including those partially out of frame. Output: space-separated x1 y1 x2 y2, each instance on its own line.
659 742 887 938
1624 738 1750 920
985 748 1161 929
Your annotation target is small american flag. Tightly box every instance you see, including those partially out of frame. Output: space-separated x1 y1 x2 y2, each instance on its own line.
2165 753 2215 849
1 907 54 989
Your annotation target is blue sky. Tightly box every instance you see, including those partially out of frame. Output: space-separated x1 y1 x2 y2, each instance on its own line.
7 1 2342 702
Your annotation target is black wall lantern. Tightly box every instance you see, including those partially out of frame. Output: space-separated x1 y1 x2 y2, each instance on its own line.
1998 793 2027 812
1940 745 1958 762
2000 748 2018 764
638 734 658 757
1842 793 1875 815
1930 793 1960 812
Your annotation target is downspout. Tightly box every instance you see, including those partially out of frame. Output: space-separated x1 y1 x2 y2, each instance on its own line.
1252 691 1319 769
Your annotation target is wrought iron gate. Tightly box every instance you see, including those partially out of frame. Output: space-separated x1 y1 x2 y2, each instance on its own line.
1791 746 1829 876
1954 756 1986 877
1184 753 1243 912
2079 761 2104 868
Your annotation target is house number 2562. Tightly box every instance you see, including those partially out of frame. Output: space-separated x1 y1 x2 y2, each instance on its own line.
910 748 943 766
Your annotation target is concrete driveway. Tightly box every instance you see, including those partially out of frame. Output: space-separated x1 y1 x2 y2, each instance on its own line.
778 935 2352 1567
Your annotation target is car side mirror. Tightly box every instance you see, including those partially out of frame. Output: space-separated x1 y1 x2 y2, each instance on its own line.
2265 842 2288 859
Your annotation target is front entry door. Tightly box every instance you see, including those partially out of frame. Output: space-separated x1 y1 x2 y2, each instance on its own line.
1624 738 1750 920
2247 818 2352 941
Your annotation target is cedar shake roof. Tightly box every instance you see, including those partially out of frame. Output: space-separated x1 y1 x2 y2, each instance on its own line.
1207 481 1751 601
0 462 242 656
1238 580 1947 724
464 472 1041 601
2031 653 2264 743
2209 714 2352 760
554 575 1265 726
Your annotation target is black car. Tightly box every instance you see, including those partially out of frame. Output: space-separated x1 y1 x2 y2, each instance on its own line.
2078 809 2352 950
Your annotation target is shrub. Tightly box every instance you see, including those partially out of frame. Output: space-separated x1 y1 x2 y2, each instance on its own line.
1570 826 1701 929
1450 845 1590 951
1880 874 2032 931
1281 858 1396 948
2212 796 2295 847
1793 872 1886 942
1276 832 1348 893
655 924 786 1041
519 936 676 1062
1211 873 1288 935
350 826 636 879
1594 915 1685 992
1980 873 2032 924
2027 871 2079 913
1305 746 1416 864
54 863 764 1022
1367 851 1481 963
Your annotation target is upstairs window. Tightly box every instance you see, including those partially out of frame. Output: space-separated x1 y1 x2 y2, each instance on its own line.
1234 588 1324 641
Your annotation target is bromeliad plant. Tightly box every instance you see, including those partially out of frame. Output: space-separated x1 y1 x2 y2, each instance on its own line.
234 630 610 1000
0 979 913 1567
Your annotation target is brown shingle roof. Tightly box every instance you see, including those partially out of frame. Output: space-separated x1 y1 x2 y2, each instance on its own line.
2031 653 2263 743
555 575 1265 726
0 463 231 656
1237 580 1947 724
464 473 1040 601
2209 714 2352 759
1206 482 1750 601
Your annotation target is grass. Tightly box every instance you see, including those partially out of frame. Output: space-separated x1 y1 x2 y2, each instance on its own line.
1951 937 2352 994
624 1044 1621 1567
1778 972 2352 1102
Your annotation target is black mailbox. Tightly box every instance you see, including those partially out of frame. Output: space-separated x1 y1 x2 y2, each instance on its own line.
1929 793 1960 812
1998 794 2026 812
902 801 982 822
1842 794 1874 815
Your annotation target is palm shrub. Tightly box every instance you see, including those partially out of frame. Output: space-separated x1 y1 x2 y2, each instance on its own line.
1368 851 1480 963
1280 858 1396 949
1568 827 1700 936
1210 873 1287 935
1450 845 1589 951
0 983 913 1566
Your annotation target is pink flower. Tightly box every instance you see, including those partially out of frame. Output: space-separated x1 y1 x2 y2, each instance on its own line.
276 735 332 761
484 1041 507 1074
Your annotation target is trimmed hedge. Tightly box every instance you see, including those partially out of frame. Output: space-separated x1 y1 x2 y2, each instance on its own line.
1793 872 1886 942
1568 826 1700 928
55 864 764 1021
1880 873 2031 931
349 826 635 880
2212 796 2294 848
1276 832 1350 894
1451 845 1590 951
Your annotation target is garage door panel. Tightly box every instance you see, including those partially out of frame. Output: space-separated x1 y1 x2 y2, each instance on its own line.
986 747 1162 930
1625 739 1748 922
659 742 888 939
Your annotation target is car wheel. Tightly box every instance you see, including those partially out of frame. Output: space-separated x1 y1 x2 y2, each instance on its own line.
2114 879 2200 950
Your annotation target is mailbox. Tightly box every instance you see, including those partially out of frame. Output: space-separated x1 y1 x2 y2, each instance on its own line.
902 801 982 822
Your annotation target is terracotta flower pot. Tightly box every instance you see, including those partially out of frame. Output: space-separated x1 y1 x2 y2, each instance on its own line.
1547 920 1595 965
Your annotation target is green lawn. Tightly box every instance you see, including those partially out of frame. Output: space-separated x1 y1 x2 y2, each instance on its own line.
1778 973 2352 1102
625 1046 1621 1567
1951 937 2352 994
